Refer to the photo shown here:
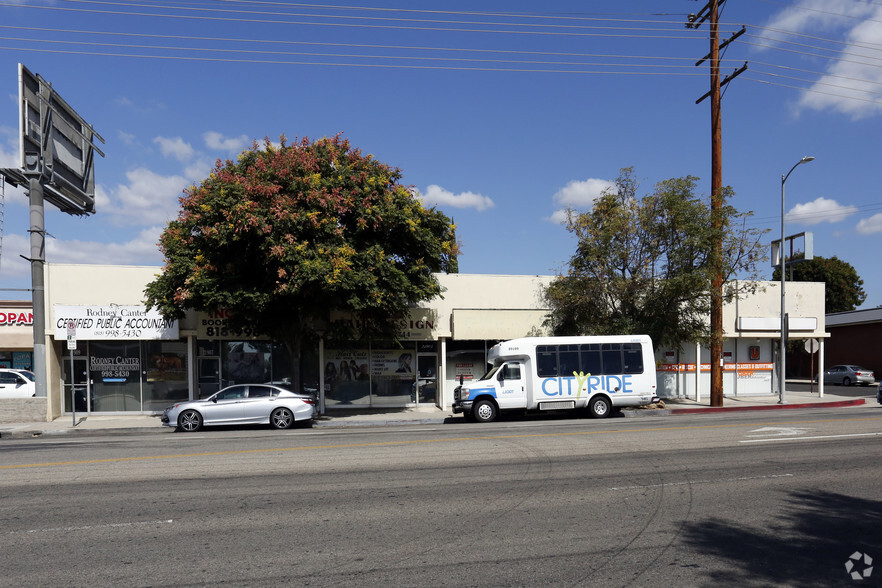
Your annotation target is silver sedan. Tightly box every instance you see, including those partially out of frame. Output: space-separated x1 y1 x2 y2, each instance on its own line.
818 365 876 387
161 384 314 432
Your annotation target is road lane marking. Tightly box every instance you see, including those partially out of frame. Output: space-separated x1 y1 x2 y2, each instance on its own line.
746 427 812 437
740 432 882 443
3 415 882 470
5 519 174 535
609 474 793 490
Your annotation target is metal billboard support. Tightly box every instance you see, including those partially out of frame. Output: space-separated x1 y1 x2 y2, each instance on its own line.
0 63 104 407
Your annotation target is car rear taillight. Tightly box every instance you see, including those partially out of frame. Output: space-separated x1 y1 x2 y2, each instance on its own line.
303 397 315 405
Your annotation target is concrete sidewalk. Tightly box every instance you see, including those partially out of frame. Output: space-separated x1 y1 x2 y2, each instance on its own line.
0 387 878 439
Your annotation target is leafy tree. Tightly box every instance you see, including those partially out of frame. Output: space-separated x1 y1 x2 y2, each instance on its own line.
772 255 865 313
145 135 458 392
545 167 767 350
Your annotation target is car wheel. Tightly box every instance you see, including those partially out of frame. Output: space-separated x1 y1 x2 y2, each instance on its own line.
271 407 295 429
842 376 852 387
588 396 612 419
177 409 202 432
471 399 497 423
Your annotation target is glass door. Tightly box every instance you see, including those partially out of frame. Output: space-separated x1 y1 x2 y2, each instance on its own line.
63 353 90 413
416 353 437 406
198 357 221 399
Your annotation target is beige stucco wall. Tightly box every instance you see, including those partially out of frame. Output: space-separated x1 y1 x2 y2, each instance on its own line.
425 273 555 340
725 280 827 339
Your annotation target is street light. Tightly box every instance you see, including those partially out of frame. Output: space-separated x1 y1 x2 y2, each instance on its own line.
779 155 815 404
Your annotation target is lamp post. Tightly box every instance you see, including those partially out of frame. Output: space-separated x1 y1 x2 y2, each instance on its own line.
779 156 815 404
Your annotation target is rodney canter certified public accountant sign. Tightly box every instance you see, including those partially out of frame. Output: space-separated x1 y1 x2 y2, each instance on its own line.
53 305 179 340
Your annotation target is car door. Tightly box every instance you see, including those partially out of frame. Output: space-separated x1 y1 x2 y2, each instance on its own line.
0 371 32 398
824 366 843 385
202 385 247 424
496 362 526 410
240 385 274 422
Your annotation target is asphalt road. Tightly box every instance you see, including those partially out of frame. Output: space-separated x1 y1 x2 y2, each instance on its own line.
2 406 881 587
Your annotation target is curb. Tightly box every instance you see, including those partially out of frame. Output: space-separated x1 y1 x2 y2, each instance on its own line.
669 398 866 415
313 417 451 428
0 427 166 440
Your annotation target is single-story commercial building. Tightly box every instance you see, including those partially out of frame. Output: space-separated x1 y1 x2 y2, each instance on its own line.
0 264 829 422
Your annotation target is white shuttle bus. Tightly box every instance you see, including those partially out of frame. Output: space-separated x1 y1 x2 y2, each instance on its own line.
452 335 657 422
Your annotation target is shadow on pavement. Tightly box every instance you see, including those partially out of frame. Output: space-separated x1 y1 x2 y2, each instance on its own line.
680 489 882 586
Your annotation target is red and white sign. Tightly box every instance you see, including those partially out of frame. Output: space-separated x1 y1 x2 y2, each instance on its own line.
0 310 33 326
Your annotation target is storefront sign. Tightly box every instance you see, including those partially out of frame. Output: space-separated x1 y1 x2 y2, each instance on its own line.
330 308 438 341
0 309 33 326
196 309 264 340
53 305 179 340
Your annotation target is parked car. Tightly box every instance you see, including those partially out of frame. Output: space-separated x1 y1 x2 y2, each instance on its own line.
817 365 876 387
161 383 314 432
0 368 36 398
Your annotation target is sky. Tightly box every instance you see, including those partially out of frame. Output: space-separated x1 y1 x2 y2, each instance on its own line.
0 0 881 310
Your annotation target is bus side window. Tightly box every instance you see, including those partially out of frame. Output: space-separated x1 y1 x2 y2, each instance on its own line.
558 344 579 376
601 343 623 374
536 346 557 377
580 344 602 375
623 344 644 374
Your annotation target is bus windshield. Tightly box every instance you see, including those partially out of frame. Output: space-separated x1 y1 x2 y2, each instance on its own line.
477 365 500 381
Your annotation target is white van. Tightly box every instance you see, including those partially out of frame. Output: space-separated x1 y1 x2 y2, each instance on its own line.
0 368 37 398
452 335 657 422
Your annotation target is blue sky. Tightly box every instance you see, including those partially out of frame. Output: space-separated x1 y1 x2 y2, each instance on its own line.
0 0 881 309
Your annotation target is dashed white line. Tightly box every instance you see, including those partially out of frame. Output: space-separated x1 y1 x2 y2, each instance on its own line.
6 519 174 535
740 432 882 443
609 474 793 490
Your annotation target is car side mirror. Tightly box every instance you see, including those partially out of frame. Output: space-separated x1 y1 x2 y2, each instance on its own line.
211 397 218 403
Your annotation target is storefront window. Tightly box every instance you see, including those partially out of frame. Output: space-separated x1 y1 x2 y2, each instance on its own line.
222 341 273 385
324 346 418 407
89 341 142 412
445 341 496 386
143 341 188 411
324 349 372 405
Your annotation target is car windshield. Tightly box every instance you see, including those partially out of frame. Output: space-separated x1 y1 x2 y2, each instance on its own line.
18 370 35 382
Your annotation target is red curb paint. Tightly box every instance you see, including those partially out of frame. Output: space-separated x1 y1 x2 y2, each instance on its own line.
670 398 866 415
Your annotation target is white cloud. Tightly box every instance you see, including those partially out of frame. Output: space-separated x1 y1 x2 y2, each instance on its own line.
0 127 19 167
419 184 494 211
45 226 164 265
761 2 882 118
100 167 188 226
0 227 165 283
203 131 250 154
0 233 29 280
183 159 212 183
548 177 615 224
856 213 882 235
117 130 136 146
153 136 194 161
553 178 614 208
786 197 857 225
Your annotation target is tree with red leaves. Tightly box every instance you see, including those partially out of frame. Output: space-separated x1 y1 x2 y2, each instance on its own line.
145 135 458 393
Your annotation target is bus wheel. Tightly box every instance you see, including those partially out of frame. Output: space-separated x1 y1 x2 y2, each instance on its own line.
472 399 497 423
588 396 611 419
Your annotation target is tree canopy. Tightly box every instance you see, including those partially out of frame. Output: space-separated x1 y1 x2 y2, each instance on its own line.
772 255 865 313
145 135 458 390
544 167 767 349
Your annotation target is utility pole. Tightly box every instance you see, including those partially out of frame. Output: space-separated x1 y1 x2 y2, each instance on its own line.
687 0 746 407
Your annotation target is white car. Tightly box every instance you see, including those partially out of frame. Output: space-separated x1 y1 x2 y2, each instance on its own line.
0 368 36 398
161 383 315 432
